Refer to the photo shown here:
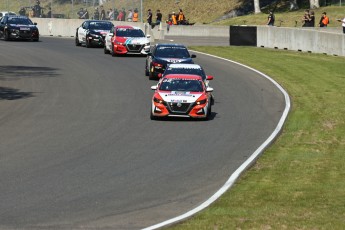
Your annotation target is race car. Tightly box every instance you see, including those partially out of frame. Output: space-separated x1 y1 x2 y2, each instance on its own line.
104 25 150 56
145 43 196 80
150 74 213 120
0 15 39 41
75 20 113 48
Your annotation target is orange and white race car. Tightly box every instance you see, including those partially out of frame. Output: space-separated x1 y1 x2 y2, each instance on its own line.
150 74 214 120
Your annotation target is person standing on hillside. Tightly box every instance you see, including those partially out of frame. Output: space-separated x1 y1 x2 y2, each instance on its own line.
147 9 153 27
100 6 106 20
177 9 185 24
309 11 315 27
133 8 139 22
319 12 329 27
267 11 275 26
171 12 177 25
302 9 310 27
336 17 345 34
152 9 162 29
127 9 133 22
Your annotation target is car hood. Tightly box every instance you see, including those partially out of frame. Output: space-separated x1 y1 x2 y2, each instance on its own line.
158 91 202 103
116 37 150 44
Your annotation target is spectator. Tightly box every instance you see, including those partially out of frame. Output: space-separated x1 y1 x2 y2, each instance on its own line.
177 9 185 24
113 8 119 21
108 8 114 20
100 6 106 20
319 12 329 27
171 12 177 25
153 9 162 29
122 8 126 21
33 0 42 17
309 11 315 27
117 9 124 21
77 8 84 19
47 7 51 18
133 8 139 22
127 9 133 22
81 8 89 19
267 11 275 26
19 7 26 16
147 9 152 25
93 7 99 20
336 17 345 34
302 10 310 27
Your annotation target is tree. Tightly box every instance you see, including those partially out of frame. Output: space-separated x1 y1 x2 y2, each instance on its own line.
254 0 261 13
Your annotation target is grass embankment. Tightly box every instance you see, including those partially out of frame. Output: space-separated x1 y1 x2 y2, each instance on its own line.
169 47 345 229
1 0 344 27
215 5 345 27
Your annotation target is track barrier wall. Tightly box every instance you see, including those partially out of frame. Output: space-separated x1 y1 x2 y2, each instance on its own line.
33 18 345 57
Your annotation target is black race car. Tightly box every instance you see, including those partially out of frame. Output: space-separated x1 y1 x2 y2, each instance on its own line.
145 43 196 80
75 20 113 48
0 15 39 41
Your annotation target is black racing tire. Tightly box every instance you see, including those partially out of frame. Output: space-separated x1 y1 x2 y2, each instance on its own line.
148 65 155 80
150 110 157 120
145 63 149 76
86 38 91 48
206 105 212 120
104 44 110 54
4 30 10 41
75 35 81 46
111 45 117 57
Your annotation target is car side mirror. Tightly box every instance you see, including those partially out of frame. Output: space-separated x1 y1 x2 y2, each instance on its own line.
34 22 37 25
191 54 196 58
146 34 151 38
151 85 157 90
206 75 214 80
206 87 213 92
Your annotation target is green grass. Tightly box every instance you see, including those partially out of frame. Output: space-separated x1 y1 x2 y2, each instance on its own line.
168 47 345 229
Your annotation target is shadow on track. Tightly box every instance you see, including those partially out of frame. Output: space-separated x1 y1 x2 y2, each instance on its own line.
0 86 33 100
0 66 59 80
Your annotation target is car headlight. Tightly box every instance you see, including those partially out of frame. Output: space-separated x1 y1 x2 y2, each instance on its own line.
196 99 207 105
89 33 99 37
153 97 164 104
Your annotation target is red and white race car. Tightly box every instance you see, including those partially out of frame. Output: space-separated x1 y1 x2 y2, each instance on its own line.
104 25 150 56
150 74 214 120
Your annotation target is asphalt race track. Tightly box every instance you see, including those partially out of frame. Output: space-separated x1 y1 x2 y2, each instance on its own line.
0 37 285 230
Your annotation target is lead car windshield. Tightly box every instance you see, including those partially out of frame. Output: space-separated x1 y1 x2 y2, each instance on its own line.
155 47 190 58
159 79 203 92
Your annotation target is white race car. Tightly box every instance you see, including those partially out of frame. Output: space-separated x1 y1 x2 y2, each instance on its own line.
104 25 150 56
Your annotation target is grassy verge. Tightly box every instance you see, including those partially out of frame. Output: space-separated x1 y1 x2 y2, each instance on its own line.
215 6 345 27
169 47 345 229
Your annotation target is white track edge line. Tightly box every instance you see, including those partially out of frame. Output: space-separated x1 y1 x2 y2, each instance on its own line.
142 51 291 230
